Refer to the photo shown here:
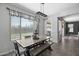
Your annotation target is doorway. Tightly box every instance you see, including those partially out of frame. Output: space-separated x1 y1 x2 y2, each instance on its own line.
57 17 65 42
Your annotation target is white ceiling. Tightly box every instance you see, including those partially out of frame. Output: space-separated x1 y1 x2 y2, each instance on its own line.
18 3 79 16
64 14 79 22
18 3 79 22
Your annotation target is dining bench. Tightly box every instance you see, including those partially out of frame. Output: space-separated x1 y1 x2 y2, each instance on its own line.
30 41 53 56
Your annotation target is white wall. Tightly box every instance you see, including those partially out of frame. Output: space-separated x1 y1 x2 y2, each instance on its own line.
49 14 58 43
0 3 45 55
0 4 14 55
49 4 79 43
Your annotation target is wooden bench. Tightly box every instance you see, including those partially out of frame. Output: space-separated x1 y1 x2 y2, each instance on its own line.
30 41 53 56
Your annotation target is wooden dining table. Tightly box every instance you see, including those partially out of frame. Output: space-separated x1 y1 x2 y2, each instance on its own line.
16 37 47 56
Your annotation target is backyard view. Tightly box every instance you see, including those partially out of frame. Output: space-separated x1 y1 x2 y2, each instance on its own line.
11 16 35 40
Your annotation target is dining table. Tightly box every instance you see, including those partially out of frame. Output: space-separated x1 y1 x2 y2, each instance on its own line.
16 37 47 56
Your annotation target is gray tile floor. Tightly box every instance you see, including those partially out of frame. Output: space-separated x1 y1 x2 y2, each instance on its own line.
39 37 79 56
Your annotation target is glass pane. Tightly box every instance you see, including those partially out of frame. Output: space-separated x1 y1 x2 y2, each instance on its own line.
11 16 20 40
68 24 73 32
21 18 34 39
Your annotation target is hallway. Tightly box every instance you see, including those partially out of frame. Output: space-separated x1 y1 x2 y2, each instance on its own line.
40 37 79 56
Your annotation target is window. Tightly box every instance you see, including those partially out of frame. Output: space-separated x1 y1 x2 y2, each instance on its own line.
11 15 37 40
11 16 20 40
68 24 74 32
21 18 34 39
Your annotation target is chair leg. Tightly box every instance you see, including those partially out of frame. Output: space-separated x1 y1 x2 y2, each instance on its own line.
25 48 31 56
24 51 27 56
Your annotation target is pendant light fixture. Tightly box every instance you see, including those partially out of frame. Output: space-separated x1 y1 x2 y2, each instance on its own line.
36 3 47 17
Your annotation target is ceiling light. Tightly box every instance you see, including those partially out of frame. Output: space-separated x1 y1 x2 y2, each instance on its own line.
36 3 48 17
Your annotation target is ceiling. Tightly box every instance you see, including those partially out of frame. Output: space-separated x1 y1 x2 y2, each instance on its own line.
18 3 79 16
64 14 79 22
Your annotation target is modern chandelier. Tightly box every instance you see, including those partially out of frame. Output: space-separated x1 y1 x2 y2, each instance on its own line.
36 3 47 17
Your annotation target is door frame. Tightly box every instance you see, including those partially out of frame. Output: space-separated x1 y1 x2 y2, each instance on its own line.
57 17 64 42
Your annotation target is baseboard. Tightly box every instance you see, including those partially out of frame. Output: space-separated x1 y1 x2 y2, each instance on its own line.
0 49 15 56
